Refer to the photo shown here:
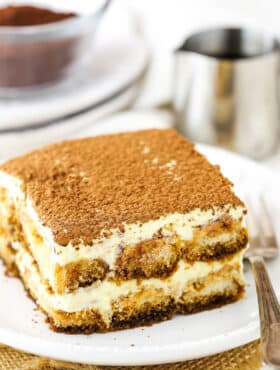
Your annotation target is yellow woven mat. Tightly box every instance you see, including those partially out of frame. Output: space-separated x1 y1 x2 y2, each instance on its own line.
0 341 262 370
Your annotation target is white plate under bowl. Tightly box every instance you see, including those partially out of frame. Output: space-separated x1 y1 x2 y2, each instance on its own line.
0 144 280 366
0 83 140 160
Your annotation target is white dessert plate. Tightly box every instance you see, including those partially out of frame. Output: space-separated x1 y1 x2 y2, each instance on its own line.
0 144 280 366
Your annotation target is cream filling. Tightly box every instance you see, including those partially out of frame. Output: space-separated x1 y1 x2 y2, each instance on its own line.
0 171 246 275
25 199 245 268
21 205 247 287
15 242 245 323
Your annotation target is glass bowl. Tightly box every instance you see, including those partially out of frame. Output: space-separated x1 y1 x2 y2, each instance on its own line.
0 0 110 97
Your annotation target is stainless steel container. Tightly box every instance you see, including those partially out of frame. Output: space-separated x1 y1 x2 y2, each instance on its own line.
173 28 280 159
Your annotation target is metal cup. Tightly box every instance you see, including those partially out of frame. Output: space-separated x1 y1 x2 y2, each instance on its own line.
173 28 280 159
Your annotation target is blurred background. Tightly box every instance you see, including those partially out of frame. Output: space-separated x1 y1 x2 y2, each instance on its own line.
1 0 280 172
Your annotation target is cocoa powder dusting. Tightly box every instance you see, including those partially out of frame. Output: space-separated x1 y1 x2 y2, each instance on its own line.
0 5 76 26
0 129 243 246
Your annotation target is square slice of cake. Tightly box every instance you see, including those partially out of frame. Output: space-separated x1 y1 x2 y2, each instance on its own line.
0 129 248 333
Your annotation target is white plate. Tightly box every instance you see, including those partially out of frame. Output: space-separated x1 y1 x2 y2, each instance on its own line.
0 84 141 160
0 144 280 366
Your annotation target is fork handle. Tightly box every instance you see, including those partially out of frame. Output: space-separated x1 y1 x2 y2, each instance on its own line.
249 255 280 366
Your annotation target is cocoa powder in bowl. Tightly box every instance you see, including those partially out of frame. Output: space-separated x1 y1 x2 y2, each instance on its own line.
0 5 78 88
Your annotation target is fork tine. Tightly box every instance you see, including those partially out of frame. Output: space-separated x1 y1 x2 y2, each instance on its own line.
259 196 278 249
245 194 278 259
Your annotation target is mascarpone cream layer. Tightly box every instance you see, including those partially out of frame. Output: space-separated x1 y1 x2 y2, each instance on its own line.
15 241 244 322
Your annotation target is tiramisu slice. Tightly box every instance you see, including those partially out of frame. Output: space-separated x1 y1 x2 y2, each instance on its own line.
0 129 248 333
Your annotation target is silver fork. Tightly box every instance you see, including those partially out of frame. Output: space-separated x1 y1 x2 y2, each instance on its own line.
245 196 280 367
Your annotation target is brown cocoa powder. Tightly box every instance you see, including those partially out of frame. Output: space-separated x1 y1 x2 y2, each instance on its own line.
0 5 76 26
0 129 244 246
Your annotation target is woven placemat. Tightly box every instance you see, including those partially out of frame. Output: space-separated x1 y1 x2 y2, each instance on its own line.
0 341 262 370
